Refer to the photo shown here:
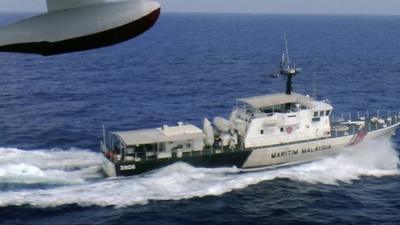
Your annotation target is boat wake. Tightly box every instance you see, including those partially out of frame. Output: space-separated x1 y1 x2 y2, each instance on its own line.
0 148 103 186
0 137 398 208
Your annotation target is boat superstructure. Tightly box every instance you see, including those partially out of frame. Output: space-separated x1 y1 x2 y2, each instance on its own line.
235 93 332 148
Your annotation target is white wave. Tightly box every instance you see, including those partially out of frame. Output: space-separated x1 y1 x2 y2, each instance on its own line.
0 148 103 185
0 137 398 208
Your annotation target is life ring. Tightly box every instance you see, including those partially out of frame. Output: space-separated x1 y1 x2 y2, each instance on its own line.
287 127 293 134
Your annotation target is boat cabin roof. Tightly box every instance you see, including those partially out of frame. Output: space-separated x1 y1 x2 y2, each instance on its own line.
238 93 314 109
112 124 203 146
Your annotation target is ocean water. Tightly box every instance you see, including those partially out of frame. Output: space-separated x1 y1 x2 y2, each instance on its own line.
0 13 400 225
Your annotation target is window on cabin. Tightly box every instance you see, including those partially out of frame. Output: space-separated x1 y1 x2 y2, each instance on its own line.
312 117 321 122
260 104 285 114
159 143 166 151
320 111 324 117
127 148 135 154
172 145 183 151
280 127 284 132
260 129 264 135
313 111 318 117
326 110 331 116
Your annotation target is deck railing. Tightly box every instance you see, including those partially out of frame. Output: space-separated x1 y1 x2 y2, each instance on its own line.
332 110 400 123
330 110 400 138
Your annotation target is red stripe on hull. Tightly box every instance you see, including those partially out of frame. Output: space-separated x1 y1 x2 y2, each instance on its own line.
349 131 368 146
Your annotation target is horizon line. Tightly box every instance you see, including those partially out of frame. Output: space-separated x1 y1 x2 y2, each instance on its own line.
1 10 400 17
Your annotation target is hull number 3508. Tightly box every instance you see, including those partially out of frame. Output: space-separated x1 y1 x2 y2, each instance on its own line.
120 165 136 171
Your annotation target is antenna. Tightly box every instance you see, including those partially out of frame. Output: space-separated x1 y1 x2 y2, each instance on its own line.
316 73 319 99
284 33 290 70
102 124 107 146
312 73 316 99
272 33 299 97
284 33 295 96
313 72 319 99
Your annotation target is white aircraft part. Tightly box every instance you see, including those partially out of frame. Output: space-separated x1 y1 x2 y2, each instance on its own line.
46 0 107 11
0 1 158 44
0 0 160 55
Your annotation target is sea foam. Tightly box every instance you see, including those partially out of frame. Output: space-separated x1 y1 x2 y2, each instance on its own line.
0 137 398 208
0 148 103 185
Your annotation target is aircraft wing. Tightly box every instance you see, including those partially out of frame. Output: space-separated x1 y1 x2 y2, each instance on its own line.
46 0 107 12
0 0 160 56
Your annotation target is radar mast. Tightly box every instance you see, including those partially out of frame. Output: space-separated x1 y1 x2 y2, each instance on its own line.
278 33 300 95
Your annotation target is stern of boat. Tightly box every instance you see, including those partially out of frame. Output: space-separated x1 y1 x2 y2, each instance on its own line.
100 140 117 177
101 152 117 177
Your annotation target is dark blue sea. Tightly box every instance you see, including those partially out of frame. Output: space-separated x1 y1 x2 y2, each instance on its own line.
0 13 400 225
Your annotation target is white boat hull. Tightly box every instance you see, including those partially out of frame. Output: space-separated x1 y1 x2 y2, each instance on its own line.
242 123 398 169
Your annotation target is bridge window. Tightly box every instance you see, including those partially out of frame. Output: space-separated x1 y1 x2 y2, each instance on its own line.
312 117 321 122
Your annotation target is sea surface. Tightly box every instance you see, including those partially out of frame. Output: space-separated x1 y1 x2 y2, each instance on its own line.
0 13 400 225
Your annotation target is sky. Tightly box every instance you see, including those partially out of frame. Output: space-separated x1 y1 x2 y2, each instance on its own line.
1 0 400 15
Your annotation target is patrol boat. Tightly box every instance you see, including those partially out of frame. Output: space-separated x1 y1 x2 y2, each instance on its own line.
100 71 400 177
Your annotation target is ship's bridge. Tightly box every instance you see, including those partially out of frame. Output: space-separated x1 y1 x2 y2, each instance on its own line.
235 93 333 148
